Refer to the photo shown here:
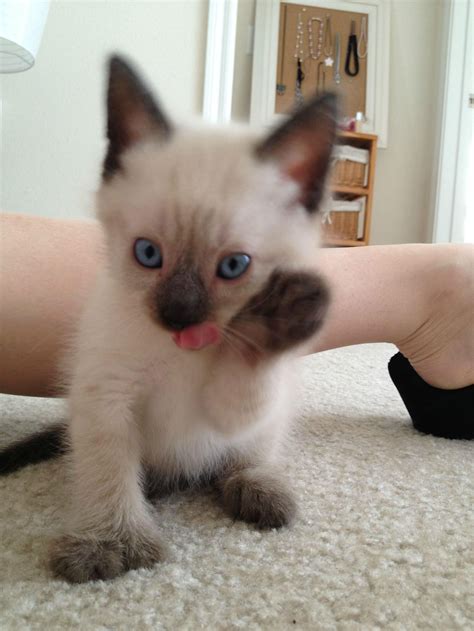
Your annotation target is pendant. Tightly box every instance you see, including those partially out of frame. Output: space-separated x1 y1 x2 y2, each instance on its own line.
294 57 305 107
324 56 334 67
294 83 304 108
276 83 286 95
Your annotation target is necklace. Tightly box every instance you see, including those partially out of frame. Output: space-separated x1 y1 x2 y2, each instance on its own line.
294 57 305 107
294 12 305 61
323 15 334 67
294 10 306 106
308 17 323 60
357 16 368 59
334 33 341 84
317 61 326 94
345 19 359 76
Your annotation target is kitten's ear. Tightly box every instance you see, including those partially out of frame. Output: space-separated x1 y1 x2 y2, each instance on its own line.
255 93 338 212
103 55 173 180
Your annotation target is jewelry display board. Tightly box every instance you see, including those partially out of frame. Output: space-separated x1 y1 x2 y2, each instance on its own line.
276 3 368 119
250 0 390 147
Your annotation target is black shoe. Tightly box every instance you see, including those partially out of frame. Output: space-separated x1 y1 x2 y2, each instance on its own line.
388 352 473 440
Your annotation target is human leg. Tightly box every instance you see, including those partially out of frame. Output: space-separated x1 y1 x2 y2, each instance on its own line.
311 243 474 389
0 213 104 396
0 213 472 397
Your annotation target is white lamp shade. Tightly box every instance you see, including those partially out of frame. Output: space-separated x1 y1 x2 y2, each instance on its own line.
0 0 49 73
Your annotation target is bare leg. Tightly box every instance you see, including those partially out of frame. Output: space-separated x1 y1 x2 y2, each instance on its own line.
1 213 472 396
0 214 104 396
312 244 474 389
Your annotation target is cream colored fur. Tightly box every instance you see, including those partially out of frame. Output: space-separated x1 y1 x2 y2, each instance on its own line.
54 124 323 580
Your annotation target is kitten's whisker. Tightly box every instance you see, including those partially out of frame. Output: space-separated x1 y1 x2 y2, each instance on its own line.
220 328 247 362
223 324 266 355
221 326 251 358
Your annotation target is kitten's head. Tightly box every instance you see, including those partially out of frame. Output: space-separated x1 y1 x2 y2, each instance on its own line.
97 55 337 355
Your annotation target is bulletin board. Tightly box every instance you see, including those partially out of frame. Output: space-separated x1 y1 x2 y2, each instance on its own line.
275 2 368 119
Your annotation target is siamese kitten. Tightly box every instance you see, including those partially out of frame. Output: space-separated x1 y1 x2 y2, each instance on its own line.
0 56 337 583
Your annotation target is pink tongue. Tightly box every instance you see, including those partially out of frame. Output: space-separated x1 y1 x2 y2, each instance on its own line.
172 322 221 350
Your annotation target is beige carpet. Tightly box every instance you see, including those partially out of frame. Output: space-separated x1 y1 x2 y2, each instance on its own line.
1 344 473 630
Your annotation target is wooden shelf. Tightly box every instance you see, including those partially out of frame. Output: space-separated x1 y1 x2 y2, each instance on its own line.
322 131 378 247
324 238 368 247
338 130 378 142
332 185 369 197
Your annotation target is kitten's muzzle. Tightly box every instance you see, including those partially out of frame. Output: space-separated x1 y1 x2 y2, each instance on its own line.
157 268 210 331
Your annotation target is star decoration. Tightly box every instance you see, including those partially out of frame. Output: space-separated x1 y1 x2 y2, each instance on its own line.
324 56 334 67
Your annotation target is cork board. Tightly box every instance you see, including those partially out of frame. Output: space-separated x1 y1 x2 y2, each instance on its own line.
275 2 368 118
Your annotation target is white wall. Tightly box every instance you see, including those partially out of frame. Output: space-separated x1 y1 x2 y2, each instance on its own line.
1 0 208 219
371 0 443 244
231 0 444 244
2 0 444 244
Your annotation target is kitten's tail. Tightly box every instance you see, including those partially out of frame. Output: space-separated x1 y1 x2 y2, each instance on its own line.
0 424 67 475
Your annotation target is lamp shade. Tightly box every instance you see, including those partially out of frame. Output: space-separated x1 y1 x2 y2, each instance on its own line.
0 0 49 73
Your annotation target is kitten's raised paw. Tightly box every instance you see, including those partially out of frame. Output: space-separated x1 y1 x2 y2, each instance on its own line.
232 270 330 356
50 531 166 583
219 466 296 529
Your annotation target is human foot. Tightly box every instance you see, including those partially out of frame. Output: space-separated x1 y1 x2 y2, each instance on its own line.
395 245 473 390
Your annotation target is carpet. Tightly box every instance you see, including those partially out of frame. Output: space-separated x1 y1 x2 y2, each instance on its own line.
0 344 473 630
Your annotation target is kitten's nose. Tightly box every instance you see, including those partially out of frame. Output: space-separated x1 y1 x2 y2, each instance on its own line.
165 317 191 331
157 267 209 331
160 301 207 330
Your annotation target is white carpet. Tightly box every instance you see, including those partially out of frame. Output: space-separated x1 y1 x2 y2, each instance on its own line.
1 344 473 630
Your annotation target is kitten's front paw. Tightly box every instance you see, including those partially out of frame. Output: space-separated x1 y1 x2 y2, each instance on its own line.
219 466 296 529
49 535 124 583
231 270 330 356
50 530 166 583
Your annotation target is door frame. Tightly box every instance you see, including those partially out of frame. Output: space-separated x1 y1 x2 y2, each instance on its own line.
431 0 471 243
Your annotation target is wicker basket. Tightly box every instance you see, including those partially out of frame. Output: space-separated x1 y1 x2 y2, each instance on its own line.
322 211 360 241
332 160 366 187
332 145 369 187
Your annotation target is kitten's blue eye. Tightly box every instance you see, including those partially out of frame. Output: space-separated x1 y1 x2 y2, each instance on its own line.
134 238 162 268
217 253 251 280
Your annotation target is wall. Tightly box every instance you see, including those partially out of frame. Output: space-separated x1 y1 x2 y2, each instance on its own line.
232 0 444 244
2 0 444 244
1 0 208 219
372 0 443 244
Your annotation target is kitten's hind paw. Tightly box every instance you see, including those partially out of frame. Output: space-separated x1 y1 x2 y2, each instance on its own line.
218 466 297 529
50 530 166 583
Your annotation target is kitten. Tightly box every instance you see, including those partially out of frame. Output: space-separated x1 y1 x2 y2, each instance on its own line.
0 55 337 583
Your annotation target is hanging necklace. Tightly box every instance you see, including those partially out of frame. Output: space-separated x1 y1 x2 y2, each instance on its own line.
295 58 305 107
308 17 323 60
334 33 341 84
294 12 306 107
317 61 326 94
345 19 359 76
323 15 334 67
357 16 368 59
294 12 305 62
